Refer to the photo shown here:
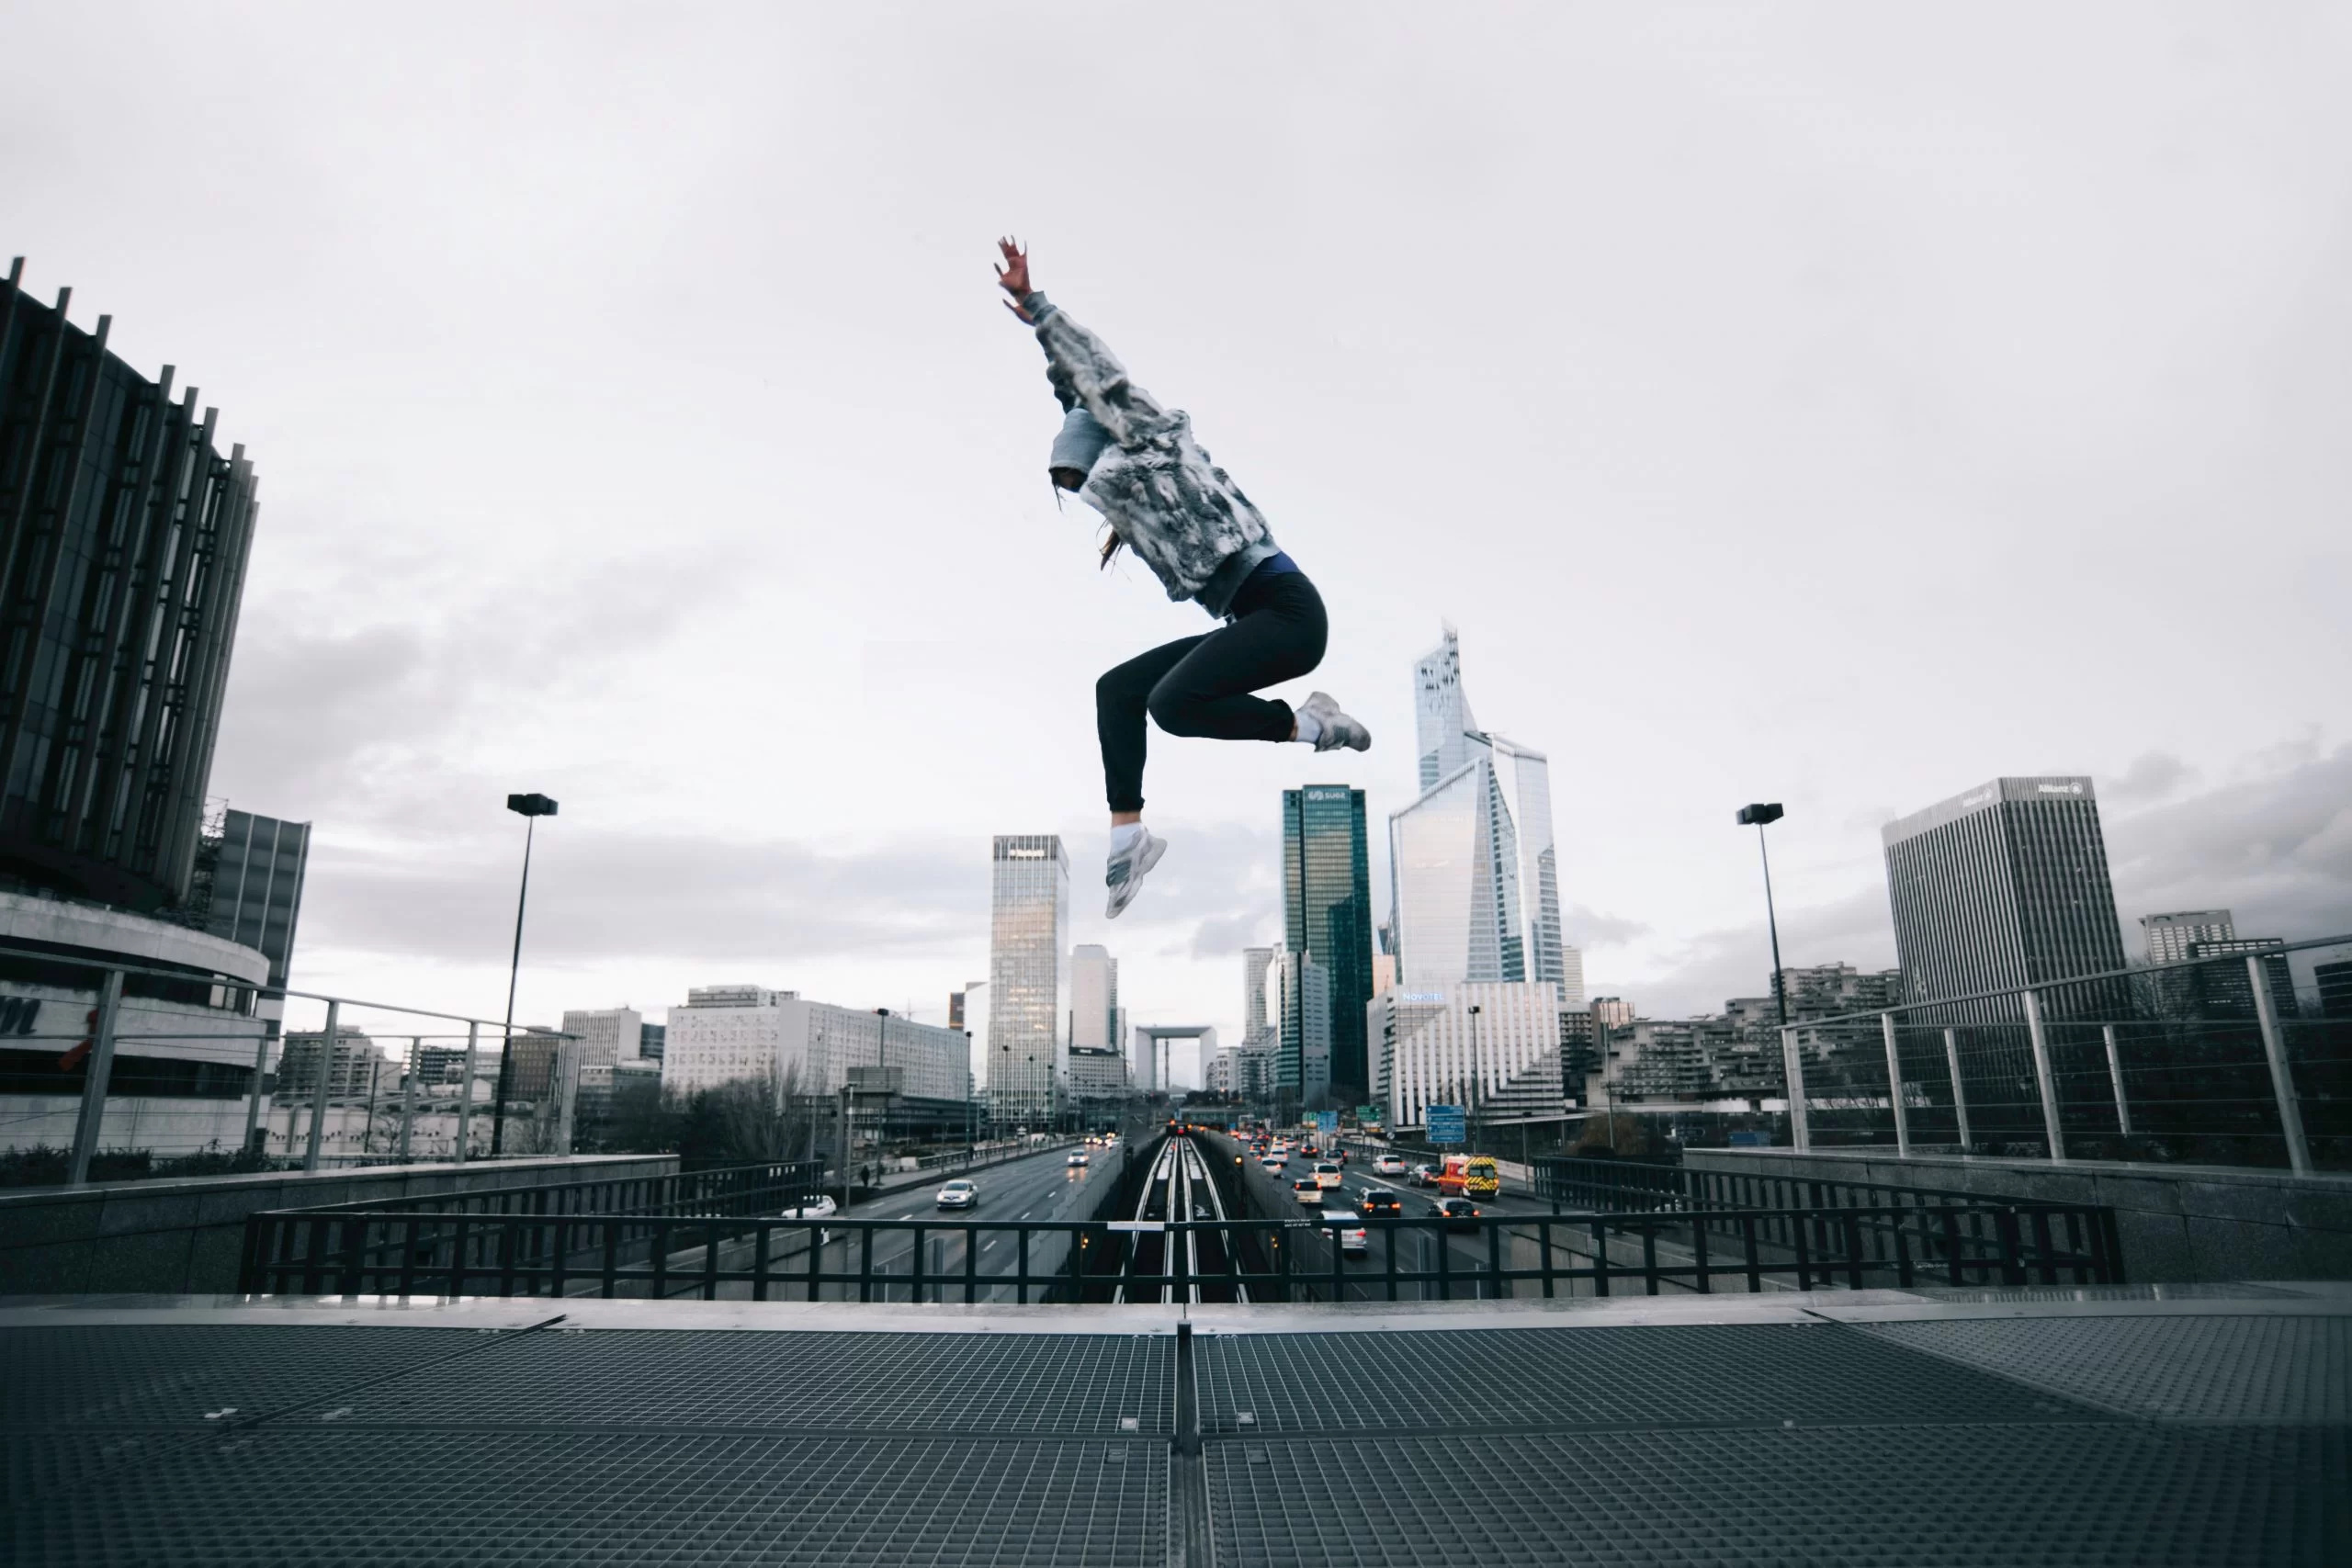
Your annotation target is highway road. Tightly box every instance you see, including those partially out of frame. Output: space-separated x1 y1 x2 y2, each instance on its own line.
646 1138 1131 1303
1250 1141 1587 1301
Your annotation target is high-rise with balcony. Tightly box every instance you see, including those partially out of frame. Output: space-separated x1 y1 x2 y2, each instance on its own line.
1881 777 2127 1019
1283 785 1374 1097
988 835 1068 1124
1391 628 1580 1002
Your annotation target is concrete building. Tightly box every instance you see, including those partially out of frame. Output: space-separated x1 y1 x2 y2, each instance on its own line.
2142 910 2235 965
1391 628 1582 1004
0 892 272 1157
1371 981 1566 1131
1283 785 1374 1096
1066 1046 1128 1101
1270 949 1331 1107
274 1026 380 1105
989 836 1069 1124
955 980 989 1093
1069 944 1123 1052
662 986 971 1128
560 1008 646 1070
1241 946 1275 1045
1882 776 2127 1020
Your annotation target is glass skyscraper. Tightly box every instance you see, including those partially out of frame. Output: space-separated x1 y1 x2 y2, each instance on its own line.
988 835 1068 1125
1391 629 1581 1001
1283 785 1373 1097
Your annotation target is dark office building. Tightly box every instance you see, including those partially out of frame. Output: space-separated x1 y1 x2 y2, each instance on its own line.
1283 785 1374 1096
0 260 261 913
2179 937 2299 1022
203 811 309 989
2316 962 2352 1020
1881 776 2128 1019
639 1021 666 1063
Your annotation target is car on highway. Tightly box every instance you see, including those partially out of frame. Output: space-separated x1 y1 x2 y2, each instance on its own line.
1409 1162 1441 1188
1300 1142 1319 1157
1430 1196 1482 1230
934 1179 978 1210
1355 1188 1404 1218
1373 1154 1408 1177
1259 1155 1285 1172
1292 1178 1325 1207
777 1194 837 1222
1319 1208 1368 1255
1067 1151 1091 1168
1312 1161 1343 1190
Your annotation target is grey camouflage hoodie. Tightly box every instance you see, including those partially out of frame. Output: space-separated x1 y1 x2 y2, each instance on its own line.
1023 291 1280 619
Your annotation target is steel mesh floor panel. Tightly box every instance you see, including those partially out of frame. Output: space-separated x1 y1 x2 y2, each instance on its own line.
7 1431 1169 1567
1205 1426 2346 1567
0 1325 488 1428
337 1329 1174 1434
1858 1314 2351 1423
1196 1324 2102 1432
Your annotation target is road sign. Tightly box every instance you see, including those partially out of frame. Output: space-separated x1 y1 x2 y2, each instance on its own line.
1313 1111 1338 1134
1427 1105 1465 1145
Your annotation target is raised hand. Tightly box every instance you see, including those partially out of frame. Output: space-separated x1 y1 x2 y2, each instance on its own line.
996 237 1035 321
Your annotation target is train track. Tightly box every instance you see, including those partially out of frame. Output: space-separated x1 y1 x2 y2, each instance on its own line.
1114 1134 1246 1304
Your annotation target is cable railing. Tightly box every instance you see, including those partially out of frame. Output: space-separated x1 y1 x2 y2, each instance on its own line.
1773 934 2352 1175
0 932 587 1184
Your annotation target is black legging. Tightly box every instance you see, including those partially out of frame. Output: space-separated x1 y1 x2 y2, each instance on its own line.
1096 570 1329 813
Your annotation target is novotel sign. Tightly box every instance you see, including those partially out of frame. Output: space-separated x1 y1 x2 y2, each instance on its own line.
1396 991 1446 1004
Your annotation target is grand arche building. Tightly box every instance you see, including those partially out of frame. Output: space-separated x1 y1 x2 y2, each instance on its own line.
0 257 259 914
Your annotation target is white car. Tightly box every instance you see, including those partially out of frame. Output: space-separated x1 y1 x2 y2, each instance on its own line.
1259 1155 1285 1172
778 1194 837 1221
1319 1209 1369 1255
1372 1154 1408 1177
935 1179 978 1210
1313 1161 1343 1190
1067 1151 1091 1168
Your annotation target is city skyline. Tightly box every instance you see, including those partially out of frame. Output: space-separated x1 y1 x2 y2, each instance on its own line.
6 11 2339 1052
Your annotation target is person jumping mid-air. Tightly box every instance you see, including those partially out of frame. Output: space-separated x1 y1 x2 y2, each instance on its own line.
995 237 1371 919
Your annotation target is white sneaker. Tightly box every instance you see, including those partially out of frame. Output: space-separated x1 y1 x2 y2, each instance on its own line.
1297 692 1372 753
1105 829 1167 919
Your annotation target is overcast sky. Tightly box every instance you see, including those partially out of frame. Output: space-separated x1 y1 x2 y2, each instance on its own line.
6 4 2347 1081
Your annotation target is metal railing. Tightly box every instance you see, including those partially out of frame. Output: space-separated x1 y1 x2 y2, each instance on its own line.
0 933 587 1183
238 1159 2122 1302
1777 935 2352 1175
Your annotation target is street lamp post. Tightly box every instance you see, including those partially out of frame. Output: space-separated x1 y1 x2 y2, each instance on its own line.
1736 804 1791 1034
490 792 558 1157
1466 1003 1484 1153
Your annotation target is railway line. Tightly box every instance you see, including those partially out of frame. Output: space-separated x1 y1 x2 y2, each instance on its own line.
1115 1133 1246 1303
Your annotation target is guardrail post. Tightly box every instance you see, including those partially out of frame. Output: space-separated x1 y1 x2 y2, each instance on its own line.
1780 1026 1811 1150
455 1021 478 1164
2020 989 2065 1160
2100 1024 2132 1140
1880 1012 1910 1157
65 970 126 1186
397 1036 419 1162
1942 1029 1971 1151
2249 955 2312 1176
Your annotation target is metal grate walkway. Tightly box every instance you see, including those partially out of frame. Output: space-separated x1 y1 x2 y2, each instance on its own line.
3 1287 2345 1566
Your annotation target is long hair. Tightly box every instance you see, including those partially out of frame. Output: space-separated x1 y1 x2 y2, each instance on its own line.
1056 476 1126 569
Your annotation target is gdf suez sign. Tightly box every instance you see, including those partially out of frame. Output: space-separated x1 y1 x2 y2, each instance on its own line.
0 996 41 1035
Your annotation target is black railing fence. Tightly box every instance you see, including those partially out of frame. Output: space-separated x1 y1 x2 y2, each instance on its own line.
240 1162 2121 1303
